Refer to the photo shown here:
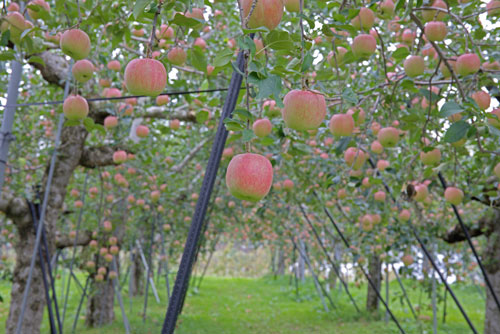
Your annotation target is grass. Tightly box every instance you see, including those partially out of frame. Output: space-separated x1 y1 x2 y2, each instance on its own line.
0 273 485 334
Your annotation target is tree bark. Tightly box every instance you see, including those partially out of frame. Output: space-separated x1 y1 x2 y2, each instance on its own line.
129 249 144 297
85 278 115 327
483 210 500 334
366 254 381 312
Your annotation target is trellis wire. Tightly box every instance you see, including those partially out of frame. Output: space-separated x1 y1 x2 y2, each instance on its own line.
62 171 90 325
14 61 73 334
299 204 360 313
161 42 250 334
0 87 246 109
437 171 500 313
367 158 478 334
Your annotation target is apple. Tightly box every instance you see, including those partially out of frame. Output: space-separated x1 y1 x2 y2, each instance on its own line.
424 21 447 41
404 55 425 77
377 127 399 147
329 114 355 137
113 150 127 164
487 0 500 16
414 184 428 202
327 47 348 68
361 215 373 232
74 200 83 208
60 29 91 60
494 162 500 178
420 148 441 166
351 34 377 58
27 0 50 20
402 254 414 266
194 37 207 49
150 190 160 202
362 177 371 188
252 118 272 137
7 3 20 11
156 24 174 39
167 47 187 65
207 65 215 76
241 0 283 30
344 147 367 170
283 179 294 191
103 88 121 99
136 125 149 138
351 7 375 30
422 0 447 22
471 91 490 110
399 209 411 221
377 160 389 170
371 140 384 154
282 90 326 131
456 53 480 76
185 7 204 20
72 59 94 83
107 60 121 71
379 0 395 18
488 109 500 129
374 190 386 202
226 153 273 202
170 119 180 130
401 29 415 44
63 95 88 121
444 187 464 205
156 95 170 106
132 28 145 37
104 116 118 129
124 58 166 96
284 0 299 12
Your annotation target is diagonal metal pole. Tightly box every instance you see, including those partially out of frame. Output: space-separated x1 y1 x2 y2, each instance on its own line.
71 276 90 334
15 61 73 334
161 44 249 334
136 239 160 303
299 204 360 313
437 171 500 314
62 171 90 324
111 258 131 334
391 264 418 320
0 57 22 198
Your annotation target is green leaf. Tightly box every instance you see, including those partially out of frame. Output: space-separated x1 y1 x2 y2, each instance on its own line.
28 55 45 66
64 119 81 127
213 48 233 67
133 0 153 19
242 27 270 34
189 47 207 72
233 109 254 122
443 121 470 143
301 52 314 72
260 137 275 146
242 129 255 142
196 109 209 123
0 50 15 61
170 13 203 27
83 117 95 132
256 75 282 100
342 87 358 104
439 101 463 118
0 31 10 47
223 118 245 131
392 47 410 61
265 30 295 51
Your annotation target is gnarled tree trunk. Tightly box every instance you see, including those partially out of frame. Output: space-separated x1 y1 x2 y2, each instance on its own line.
85 278 115 327
366 254 381 312
484 211 500 334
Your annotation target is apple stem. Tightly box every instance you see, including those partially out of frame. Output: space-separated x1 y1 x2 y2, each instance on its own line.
147 0 164 58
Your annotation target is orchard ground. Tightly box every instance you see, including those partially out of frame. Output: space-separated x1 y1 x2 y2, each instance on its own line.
0 249 485 334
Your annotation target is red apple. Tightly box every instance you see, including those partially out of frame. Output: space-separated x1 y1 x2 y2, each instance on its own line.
282 90 326 131
136 125 149 138
156 95 170 106
351 8 375 30
60 29 91 60
124 58 166 96
377 127 399 147
226 153 273 202
471 91 490 110
104 116 118 129
253 118 272 137
167 47 187 65
72 59 94 83
456 53 480 76
444 187 464 205
404 55 425 77
63 95 88 121
113 150 127 164
241 0 283 30
420 148 441 166
351 34 377 58
422 0 447 21
424 21 447 41
329 114 355 137
107 60 121 71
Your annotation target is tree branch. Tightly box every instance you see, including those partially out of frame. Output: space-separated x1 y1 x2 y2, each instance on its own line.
55 230 93 249
79 145 127 168
442 214 495 243
171 135 213 172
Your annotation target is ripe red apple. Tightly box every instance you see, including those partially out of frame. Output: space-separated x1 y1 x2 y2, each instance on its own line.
362 177 371 188
113 150 127 164
414 184 429 202
337 188 347 199
282 90 326 131
377 127 399 147
371 140 384 154
86 261 95 270
351 34 377 58
7 2 20 11
284 0 299 12
422 0 447 21
74 200 83 208
346 107 366 125
351 7 375 30
402 254 414 266
185 7 204 20
377 159 389 170
471 91 490 110
104 116 118 129
401 29 415 45
487 0 500 16
253 118 272 137
399 209 410 221
374 191 386 202
124 58 166 96
60 29 91 60
420 148 441 166
404 55 425 77
107 60 121 71
103 88 121 99
241 0 283 30
329 114 355 137
488 109 500 129
424 21 447 41
283 179 294 191
167 47 187 65
456 53 480 76
132 28 145 37
136 125 149 138
170 119 180 130
327 47 348 68
156 95 170 106
226 153 273 202
207 65 215 76
27 0 50 20
378 0 395 18
150 190 160 202
344 147 367 170
494 162 500 178
156 24 174 39
361 215 373 232
444 187 464 205
63 95 88 121
72 59 94 83
194 37 207 49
